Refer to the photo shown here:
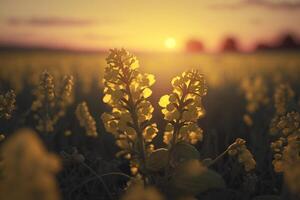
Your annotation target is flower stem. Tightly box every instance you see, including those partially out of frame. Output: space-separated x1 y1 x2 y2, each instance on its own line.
207 148 230 167
124 76 147 183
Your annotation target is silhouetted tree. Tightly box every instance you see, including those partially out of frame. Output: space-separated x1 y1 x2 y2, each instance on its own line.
255 43 273 51
185 39 204 53
278 34 299 50
255 33 300 52
221 37 239 52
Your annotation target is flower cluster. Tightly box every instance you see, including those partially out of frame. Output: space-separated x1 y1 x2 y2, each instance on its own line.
268 82 300 176
75 102 98 137
0 129 61 200
240 76 269 126
56 75 74 114
0 89 16 119
274 83 294 115
101 49 157 173
271 111 299 141
241 76 269 114
31 71 74 133
270 137 287 172
270 111 300 173
276 111 300 136
159 69 207 145
269 84 295 135
282 135 300 194
228 138 256 172
32 71 55 111
270 134 300 193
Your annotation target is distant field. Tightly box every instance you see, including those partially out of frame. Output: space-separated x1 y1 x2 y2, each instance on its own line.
1 51 300 93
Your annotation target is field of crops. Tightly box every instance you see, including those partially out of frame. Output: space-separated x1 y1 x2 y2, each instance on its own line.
0 49 300 200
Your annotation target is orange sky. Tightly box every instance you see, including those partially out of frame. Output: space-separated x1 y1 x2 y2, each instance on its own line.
0 0 300 52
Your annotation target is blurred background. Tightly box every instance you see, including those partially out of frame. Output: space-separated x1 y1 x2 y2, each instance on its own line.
0 0 300 79
1 0 300 156
1 1 300 199
1 0 300 52
1 0 300 90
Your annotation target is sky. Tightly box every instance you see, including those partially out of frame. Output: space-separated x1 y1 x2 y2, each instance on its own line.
0 0 300 52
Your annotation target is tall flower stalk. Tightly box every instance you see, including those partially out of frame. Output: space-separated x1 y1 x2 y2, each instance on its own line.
0 90 16 119
159 69 207 147
76 101 98 137
31 71 74 133
101 49 157 176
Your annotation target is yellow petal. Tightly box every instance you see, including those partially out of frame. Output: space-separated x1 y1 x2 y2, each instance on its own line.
159 95 170 107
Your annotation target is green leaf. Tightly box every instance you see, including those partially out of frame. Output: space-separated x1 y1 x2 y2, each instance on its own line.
170 142 200 167
169 162 226 196
202 158 213 166
146 148 169 172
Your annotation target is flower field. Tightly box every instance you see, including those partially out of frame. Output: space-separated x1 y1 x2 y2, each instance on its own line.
0 49 300 200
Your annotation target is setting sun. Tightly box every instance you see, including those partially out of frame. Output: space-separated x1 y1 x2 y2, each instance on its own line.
164 37 176 49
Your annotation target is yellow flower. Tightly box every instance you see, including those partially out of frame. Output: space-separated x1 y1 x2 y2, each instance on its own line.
0 90 16 119
159 95 170 107
116 138 131 150
143 124 158 142
241 76 269 114
137 101 154 122
272 159 284 173
129 160 140 176
0 129 61 200
31 71 74 133
228 138 256 172
162 108 180 121
274 83 294 115
271 111 300 138
160 70 207 145
163 123 174 144
102 49 156 174
243 114 253 126
57 75 74 107
281 135 300 194
142 88 152 98
75 102 98 137
178 123 203 144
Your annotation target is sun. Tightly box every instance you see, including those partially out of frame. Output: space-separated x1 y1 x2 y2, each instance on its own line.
164 37 176 49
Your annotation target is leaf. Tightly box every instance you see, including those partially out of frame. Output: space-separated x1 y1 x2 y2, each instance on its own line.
169 162 226 196
169 142 200 167
146 148 169 172
202 158 213 166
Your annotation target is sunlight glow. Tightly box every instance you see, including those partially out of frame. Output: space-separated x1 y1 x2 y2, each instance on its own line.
164 37 176 49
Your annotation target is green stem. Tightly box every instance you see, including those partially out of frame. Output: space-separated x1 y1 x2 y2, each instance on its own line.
122 69 147 184
127 85 147 172
101 172 133 180
207 148 230 167
170 80 194 147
